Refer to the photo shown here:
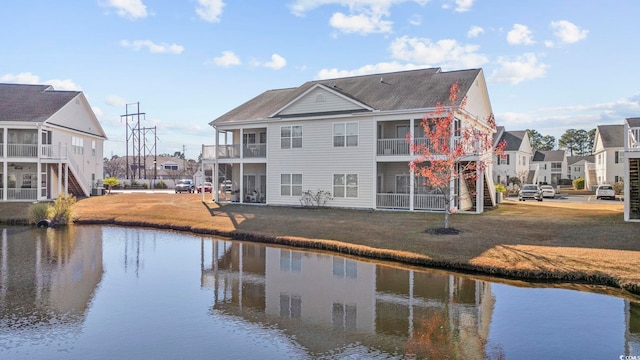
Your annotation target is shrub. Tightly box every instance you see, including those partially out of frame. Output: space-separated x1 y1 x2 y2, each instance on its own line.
50 194 77 225
155 180 167 189
300 190 333 207
572 178 585 190
613 181 624 195
28 202 52 224
103 177 119 194
494 183 507 196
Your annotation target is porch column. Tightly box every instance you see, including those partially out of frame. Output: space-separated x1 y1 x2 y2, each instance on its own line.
2 128 6 201
239 163 244 203
64 162 69 195
214 129 220 203
409 118 415 211
57 161 62 195
36 125 42 201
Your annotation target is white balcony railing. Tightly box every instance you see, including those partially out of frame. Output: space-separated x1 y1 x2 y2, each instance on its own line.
7 144 38 157
202 144 267 160
376 193 446 210
628 127 640 151
7 188 37 200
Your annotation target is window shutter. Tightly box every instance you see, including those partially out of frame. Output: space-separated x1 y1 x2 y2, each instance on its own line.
506 154 510 165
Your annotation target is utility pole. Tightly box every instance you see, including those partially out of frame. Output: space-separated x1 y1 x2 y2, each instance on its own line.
122 103 157 182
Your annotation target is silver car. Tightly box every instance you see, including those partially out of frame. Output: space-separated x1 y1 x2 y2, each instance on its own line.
518 184 543 202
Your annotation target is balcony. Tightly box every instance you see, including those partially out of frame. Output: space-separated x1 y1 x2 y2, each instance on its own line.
202 144 267 160
627 127 640 151
376 193 445 210
4 143 68 158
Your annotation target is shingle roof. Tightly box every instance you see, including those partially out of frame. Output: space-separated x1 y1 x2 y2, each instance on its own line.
627 117 640 128
597 124 624 148
566 155 594 165
498 129 526 152
211 67 482 124
0 83 81 123
533 150 565 162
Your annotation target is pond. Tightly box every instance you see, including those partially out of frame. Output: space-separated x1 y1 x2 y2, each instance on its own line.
0 225 638 359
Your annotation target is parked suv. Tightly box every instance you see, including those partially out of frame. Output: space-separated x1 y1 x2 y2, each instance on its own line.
518 184 543 202
595 184 616 200
175 179 195 193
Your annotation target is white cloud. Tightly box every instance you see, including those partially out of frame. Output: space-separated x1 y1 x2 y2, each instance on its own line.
489 53 547 85
409 14 422 26
441 0 475 12
100 0 147 19
263 54 287 70
453 0 474 12
120 40 184 54
196 0 225 23
106 95 127 107
329 11 392 34
213 51 241 67
289 0 429 34
507 24 535 45
316 61 424 79
389 36 489 70
0 72 81 90
550 20 588 45
467 25 484 38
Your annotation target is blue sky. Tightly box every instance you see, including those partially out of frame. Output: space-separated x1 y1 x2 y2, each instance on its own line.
2 0 638 159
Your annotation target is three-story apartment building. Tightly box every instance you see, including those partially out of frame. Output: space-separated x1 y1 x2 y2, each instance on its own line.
0 83 106 201
204 68 499 213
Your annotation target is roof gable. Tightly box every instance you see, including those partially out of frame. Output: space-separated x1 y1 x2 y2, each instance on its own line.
273 84 372 117
596 124 624 149
533 150 565 162
0 83 80 123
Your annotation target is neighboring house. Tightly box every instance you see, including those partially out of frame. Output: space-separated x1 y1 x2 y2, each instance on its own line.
593 124 625 185
104 155 202 184
204 67 499 212
531 150 567 185
566 155 595 187
492 127 533 186
623 117 640 221
0 83 106 201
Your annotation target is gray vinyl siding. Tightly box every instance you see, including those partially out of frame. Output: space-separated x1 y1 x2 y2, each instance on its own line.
267 117 375 208
278 88 364 116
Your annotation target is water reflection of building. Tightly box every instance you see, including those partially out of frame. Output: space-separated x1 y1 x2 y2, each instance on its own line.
0 226 103 326
626 301 640 355
200 238 494 358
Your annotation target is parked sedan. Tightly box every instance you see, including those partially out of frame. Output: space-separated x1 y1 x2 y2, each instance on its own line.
540 185 556 198
175 179 195 193
595 184 616 200
197 182 212 193
518 184 543 202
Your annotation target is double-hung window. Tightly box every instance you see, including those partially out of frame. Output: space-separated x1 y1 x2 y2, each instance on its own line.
333 174 358 198
333 123 358 147
281 173 302 196
72 136 84 155
281 126 302 149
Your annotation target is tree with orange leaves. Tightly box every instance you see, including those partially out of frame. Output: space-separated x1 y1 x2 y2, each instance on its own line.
409 82 506 232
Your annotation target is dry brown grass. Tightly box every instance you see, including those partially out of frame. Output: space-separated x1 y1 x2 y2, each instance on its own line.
23 192 640 297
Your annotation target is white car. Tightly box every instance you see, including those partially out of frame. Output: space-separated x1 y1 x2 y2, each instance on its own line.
595 184 616 200
540 185 556 198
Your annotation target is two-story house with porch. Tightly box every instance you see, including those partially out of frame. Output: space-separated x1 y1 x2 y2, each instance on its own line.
204 68 499 213
593 124 625 186
0 83 106 201
492 128 533 186
531 150 567 185
623 117 640 221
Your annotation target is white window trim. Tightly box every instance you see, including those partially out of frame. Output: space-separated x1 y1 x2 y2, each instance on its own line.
333 173 359 198
332 122 359 148
280 173 303 197
280 125 303 150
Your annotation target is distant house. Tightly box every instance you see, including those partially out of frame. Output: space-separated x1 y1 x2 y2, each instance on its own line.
492 127 533 185
0 83 106 201
623 117 640 221
531 150 567 185
204 67 500 212
566 155 595 186
593 124 625 185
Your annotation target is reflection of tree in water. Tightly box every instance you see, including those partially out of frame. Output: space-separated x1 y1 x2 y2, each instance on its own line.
405 309 505 360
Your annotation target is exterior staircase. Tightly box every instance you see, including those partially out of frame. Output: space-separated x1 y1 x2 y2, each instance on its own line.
462 165 494 211
630 159 640 220
52 164 89 198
